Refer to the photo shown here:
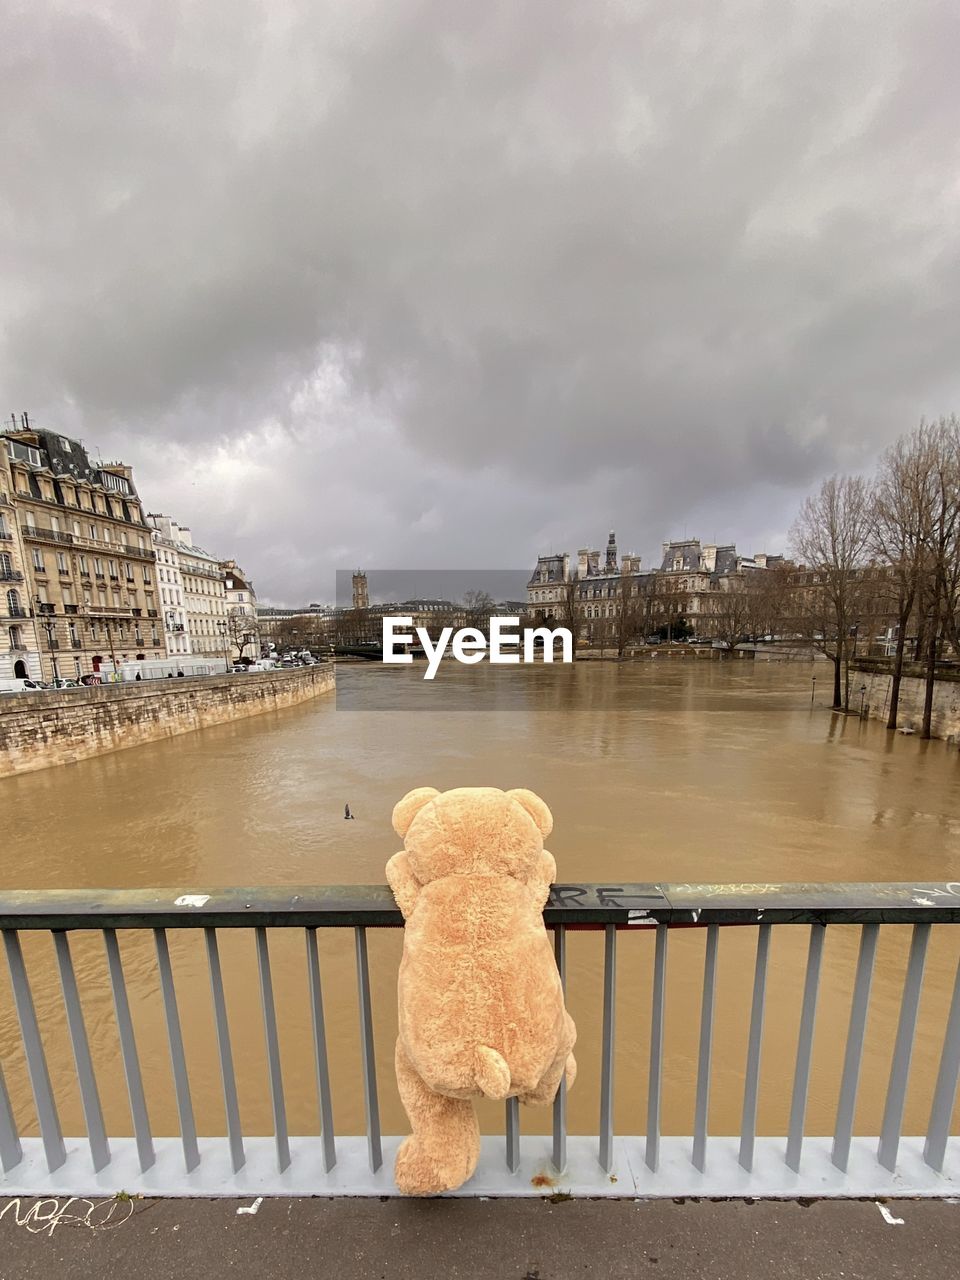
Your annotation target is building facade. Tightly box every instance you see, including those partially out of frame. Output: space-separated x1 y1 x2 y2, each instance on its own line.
148 517 191 658
0 442 43 680
221 560 259 660
2 425 161 681
177 532 228 660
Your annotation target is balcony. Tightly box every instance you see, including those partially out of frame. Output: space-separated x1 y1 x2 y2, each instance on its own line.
65 604 80 615
36 602 56 616
84 603 134 618
147 608 159 618
109 573 120 581
22 526 75 546
132 607 142 617
0 569 24 582
46 639 60 650
7 641 28 651
0 531 12 541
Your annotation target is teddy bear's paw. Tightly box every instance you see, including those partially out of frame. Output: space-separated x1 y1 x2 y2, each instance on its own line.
564 1052 577 1090
395 1137 475 1196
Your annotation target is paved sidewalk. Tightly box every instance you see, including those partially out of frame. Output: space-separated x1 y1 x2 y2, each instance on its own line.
2 1195 958 1279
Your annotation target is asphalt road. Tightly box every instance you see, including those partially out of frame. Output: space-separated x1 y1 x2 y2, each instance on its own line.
2 1195 958 1280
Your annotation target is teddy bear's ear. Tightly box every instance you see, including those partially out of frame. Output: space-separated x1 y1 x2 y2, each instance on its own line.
507 788 553 838
392 787 440 838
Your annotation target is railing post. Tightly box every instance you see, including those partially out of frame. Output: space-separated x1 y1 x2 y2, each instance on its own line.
256 927 291 1173
739 923 771 1173
598 923 617 1173
3 929 66 1173
786 923 826 1172
154 928 200 1174
305 928 337 1173
53 930 110 1173
646 923 669 1172
692 924 719 1173
878 923 930 1172
205 927 245 1173
103 928 155 1173
0 1057 22 1173
552 925 567 1174
924 950 960 1173
832 922 878 1172
354 926 382 1173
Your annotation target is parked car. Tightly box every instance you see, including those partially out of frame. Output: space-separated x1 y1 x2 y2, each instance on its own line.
0 678 47 694
49 677 81 688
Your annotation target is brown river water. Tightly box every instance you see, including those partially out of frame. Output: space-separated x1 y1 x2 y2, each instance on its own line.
2 660 960 1144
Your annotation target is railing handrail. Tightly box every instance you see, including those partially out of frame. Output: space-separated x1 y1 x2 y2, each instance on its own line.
2 881 960 931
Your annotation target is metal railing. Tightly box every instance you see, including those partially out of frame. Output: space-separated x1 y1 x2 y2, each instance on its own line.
1 883 960 1199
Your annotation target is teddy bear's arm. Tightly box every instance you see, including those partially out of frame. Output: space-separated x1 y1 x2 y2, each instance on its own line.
386 851 422 919
528 848 557 910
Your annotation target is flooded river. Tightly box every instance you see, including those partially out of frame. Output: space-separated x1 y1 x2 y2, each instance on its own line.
2 660 960 1144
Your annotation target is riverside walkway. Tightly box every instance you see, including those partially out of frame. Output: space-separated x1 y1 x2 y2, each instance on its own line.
2 1194 958 1279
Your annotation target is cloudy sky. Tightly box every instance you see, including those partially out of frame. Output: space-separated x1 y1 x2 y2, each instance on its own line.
3 1 959 603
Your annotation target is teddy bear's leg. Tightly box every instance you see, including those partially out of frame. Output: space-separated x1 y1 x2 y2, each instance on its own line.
394 1038 481 1196
519 1013 577 1106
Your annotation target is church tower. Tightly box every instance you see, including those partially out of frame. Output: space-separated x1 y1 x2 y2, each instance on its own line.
352 570 369 610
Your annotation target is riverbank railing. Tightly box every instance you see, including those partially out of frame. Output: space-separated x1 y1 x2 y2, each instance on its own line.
2 884 960 1198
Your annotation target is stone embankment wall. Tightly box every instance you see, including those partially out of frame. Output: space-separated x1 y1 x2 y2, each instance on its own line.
0 665 334 777
856 666 960 741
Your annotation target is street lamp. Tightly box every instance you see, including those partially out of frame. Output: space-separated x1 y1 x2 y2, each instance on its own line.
811 674 816 705
216 618 230 669
859 683 867 719
34 597 61 683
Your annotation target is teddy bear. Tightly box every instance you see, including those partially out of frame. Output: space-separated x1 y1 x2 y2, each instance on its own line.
385 785 577 1196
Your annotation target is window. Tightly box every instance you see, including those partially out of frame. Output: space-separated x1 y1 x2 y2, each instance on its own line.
108 560 117 577
9 624 23 648
6 588 22 617
68 623 79 648
78 555 88 574
143 568 152 585
56 552 68 574
59 437 73 453
103 526 111 543
50 516 60 533
32 549 44 571
94 558 103 575
0 552 11 575
89 524 97 540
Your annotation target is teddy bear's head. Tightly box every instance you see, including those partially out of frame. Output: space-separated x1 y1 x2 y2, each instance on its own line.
392 786 552 884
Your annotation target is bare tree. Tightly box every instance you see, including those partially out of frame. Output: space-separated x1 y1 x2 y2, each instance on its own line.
917 418 960 738
226 609 257 661
462 589 495 636
791 475 872 710
614 569 643 657
708 578 756 653
869 428 934 728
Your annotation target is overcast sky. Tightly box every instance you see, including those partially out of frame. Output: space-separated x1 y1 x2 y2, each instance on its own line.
3 1 959 603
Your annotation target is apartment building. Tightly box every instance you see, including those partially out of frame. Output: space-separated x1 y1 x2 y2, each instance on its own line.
2 424 161 681
0 441 43 680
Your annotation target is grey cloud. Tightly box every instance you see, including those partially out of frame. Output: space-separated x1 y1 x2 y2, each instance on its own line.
2 0 959 602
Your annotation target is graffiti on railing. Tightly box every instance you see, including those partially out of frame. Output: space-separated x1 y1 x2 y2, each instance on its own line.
0 1196 134 1237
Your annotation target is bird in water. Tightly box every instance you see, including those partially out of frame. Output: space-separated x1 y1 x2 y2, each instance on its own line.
344 803 355 820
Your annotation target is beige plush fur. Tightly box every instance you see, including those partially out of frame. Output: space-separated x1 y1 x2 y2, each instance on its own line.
386 786 577 1196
